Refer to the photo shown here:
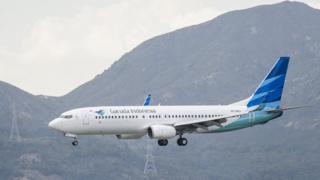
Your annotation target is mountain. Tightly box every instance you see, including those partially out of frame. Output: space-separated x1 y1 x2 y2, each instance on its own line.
63 1 320 110
1 1 320 180
0 81 57 138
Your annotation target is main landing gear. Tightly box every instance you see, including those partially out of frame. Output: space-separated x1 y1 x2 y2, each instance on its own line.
158 139 168 146
177 134 188 146
157 134 188 146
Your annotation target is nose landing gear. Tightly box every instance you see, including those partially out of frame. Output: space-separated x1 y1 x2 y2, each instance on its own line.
64 133 79 146
72 139 78 146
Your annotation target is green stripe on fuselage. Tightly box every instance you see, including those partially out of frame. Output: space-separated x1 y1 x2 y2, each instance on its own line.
210 111 282 133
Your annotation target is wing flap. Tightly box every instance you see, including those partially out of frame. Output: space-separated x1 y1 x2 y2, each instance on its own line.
174 111 246 128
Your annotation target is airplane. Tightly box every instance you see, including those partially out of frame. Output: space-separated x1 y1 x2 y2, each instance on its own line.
49 57 299 146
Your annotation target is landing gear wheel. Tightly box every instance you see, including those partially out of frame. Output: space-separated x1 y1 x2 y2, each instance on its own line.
177 137 188 146
158 139 168 146
72 140 78 146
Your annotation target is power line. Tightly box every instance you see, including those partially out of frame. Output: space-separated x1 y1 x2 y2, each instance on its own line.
143 140 157 178
9 101 21 142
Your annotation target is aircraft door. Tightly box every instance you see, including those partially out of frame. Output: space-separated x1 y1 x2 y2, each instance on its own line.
82 114 90 125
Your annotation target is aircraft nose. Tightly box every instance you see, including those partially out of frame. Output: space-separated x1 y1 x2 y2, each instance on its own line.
48 118 62 130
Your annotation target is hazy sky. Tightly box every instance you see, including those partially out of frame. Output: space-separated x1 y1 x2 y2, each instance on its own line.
0 0 319 96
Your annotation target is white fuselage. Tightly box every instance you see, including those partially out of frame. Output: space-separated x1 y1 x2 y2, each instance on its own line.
49 105 248 136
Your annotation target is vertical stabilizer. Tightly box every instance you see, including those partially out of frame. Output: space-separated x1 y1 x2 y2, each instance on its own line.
246 57 290 110
143 94 152 106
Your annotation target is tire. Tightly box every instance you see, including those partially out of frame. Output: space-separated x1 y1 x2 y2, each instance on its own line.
72 140 78 146
158 139 168 146
177 137 187 146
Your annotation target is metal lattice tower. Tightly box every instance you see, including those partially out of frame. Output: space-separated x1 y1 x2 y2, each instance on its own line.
9 102 21 142
143 140 157 177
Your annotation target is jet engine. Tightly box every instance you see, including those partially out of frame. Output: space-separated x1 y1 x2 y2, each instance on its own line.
147 125 176 139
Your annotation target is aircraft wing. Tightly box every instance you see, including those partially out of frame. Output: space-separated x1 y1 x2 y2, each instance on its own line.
173 111 247 132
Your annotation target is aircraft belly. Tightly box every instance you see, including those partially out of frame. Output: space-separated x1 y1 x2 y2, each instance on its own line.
99 119 148 134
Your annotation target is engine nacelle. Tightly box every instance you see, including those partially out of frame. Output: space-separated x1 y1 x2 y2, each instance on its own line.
148 125 176 139
116 134 144 139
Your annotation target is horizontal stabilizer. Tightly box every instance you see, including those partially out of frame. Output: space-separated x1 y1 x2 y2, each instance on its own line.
265 106 310 113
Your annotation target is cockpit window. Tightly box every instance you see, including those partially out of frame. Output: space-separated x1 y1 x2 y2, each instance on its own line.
60 115 73 119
